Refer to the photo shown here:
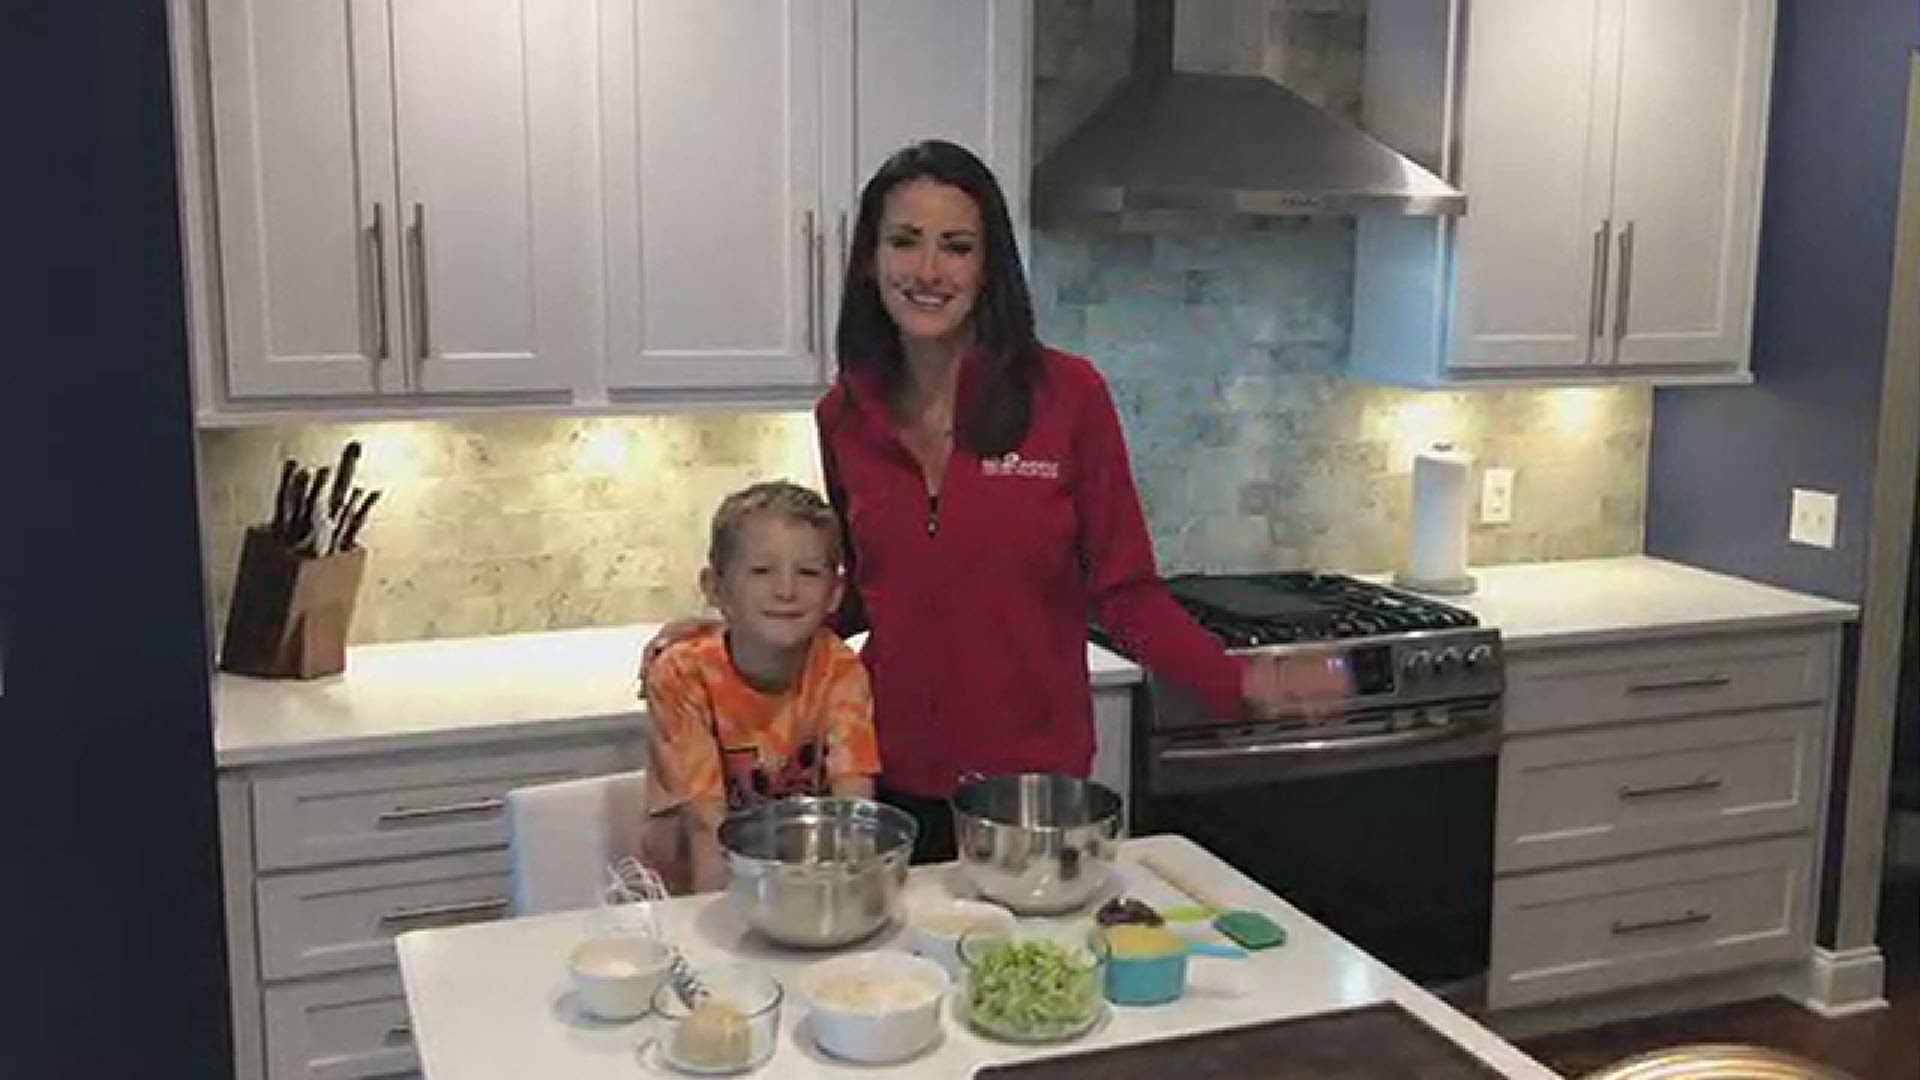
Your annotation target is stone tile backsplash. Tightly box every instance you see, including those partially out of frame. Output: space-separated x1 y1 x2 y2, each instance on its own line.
199 415 823 644
1030 221 1649 577
196 0 1649 646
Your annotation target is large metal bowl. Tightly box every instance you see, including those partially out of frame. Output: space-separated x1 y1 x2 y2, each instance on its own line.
717 797 918 948
952 774 1122 914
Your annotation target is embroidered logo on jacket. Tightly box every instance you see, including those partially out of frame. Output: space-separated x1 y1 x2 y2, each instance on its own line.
981 451 1061 480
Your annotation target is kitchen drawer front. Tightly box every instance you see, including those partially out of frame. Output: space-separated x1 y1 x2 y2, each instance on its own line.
253 738 637 870
1489 837 1810 1010
1504 629 1832 735
1496 705 1822 872
258 850 513 981
263 971 418 1080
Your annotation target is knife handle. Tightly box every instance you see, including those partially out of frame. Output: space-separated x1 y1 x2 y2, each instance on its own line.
339 490 381 551
330 441 362 516
285 470 312 547
270 458 297 538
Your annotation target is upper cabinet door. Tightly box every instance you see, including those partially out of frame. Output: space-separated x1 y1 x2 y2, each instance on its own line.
817 0 1032 340
1449 0 1618 372
846 0 1030 215
388 0 594 394
1605 0 1771 370
206 0 397 399
602 0 824 392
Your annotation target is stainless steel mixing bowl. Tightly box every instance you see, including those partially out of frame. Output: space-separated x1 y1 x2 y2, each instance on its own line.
951 773 1122 914
717 797 918 948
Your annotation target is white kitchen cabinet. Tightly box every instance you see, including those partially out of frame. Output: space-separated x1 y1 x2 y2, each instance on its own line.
179 0 1031 417
1487 625 1841 1012
601 0 1030 396
221 734 642 1080
835 0 1030 227
202 0 396 399
816 0 1033 348
199 0 594 405
599 0 826 393
1352 0 1773 386
1445 0 1616 373
385 0 598 395
1090 684 1135 828
1606 0 1772 370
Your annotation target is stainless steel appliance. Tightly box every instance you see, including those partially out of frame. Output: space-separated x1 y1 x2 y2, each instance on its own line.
951 773 1123 915
1102 572 1503 991
717 797 917 948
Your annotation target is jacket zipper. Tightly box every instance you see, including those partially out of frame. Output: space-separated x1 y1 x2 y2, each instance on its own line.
925 491 940 536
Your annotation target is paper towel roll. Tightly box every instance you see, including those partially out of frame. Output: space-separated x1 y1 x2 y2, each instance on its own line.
1397 444 1476 595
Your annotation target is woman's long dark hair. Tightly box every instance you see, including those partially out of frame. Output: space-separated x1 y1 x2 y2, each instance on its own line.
835 140 1039 458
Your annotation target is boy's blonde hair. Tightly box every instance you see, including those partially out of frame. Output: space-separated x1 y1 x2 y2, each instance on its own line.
707 481 843 572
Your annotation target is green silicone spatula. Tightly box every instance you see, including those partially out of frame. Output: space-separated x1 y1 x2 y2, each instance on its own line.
1138 854 1288 951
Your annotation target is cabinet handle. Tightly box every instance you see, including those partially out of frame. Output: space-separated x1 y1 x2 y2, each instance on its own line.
407 202 431 366
1611 220 1635 363
378 897 509 928
1626 674 1732 694
1611 909 1710 936
1619 776 1724 800
801 210 819 366
363 205 390 362
377 796 504 825
387 1021 413 1041
836 209 850 279
1589 220 1611 361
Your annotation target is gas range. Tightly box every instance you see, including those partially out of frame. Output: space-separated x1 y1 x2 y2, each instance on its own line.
1119 571 1506 993
1127 572 1505 736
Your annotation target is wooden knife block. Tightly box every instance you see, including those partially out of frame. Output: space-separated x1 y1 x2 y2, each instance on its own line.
219 526 368 679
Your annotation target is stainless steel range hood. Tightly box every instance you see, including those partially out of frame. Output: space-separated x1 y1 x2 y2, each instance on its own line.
1032 0 1465 221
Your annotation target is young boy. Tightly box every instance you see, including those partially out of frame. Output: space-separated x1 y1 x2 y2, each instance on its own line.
640 481 880 894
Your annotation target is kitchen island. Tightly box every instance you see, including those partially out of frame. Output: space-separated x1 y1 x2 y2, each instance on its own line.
395 834 1558 1078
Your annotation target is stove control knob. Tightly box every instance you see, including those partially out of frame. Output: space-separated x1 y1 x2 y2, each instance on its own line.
1435 647 1463 675
1402 650 1432 679
1465 644 1495 670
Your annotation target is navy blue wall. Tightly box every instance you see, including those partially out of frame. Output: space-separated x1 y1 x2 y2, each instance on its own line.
1645 0 1919 602
1 3 232 1075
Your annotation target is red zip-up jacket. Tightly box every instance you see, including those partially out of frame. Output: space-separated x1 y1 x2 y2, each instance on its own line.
816 346 1246 798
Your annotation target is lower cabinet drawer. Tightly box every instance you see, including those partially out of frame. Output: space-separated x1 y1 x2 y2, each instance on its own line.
1496 706 1823 872
258 850 513 981
252 739 639 872
1489 837 1811 1010
1503 629 1831 736
264 971 419 1080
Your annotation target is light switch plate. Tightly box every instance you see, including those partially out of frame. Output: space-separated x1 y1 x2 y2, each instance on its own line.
1481 467 1514 525
1789 488 1838 548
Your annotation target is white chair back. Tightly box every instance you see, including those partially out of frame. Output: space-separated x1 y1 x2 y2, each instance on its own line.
505 770 648 916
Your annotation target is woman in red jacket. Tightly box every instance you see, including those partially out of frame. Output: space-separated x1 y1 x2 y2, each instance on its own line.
656 141 1345 860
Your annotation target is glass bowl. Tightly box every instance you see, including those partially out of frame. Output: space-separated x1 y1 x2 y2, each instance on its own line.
955 926 1108 1043
645 964 782 1075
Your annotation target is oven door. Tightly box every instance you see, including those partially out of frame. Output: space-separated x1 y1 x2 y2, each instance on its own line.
1136 696 1499 991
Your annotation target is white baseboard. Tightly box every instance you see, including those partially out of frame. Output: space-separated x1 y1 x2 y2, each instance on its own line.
1487 965 1798 1041
1794 946 1889 1017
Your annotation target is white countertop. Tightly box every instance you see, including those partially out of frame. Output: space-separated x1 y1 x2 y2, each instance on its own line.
396 834 1556 1079
1421 556 1856 653
212 624 1144 768
214 557 1855 766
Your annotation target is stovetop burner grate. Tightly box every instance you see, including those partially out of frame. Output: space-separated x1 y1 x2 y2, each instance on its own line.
1162 572 1477 649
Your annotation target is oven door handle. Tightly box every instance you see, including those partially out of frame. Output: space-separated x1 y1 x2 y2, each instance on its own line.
1160 722 1491 761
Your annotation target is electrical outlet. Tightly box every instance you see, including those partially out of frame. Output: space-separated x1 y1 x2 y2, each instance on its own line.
1789 488 1838 548
1481 467 1514 525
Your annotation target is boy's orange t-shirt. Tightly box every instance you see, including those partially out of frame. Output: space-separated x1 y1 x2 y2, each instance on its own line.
643 625 880 815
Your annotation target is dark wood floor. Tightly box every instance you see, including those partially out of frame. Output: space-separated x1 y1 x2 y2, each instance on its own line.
1517 878 1920 1079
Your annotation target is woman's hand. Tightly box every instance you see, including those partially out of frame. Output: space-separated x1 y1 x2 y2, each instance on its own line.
638 616 723 684
1241 650 1352 722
